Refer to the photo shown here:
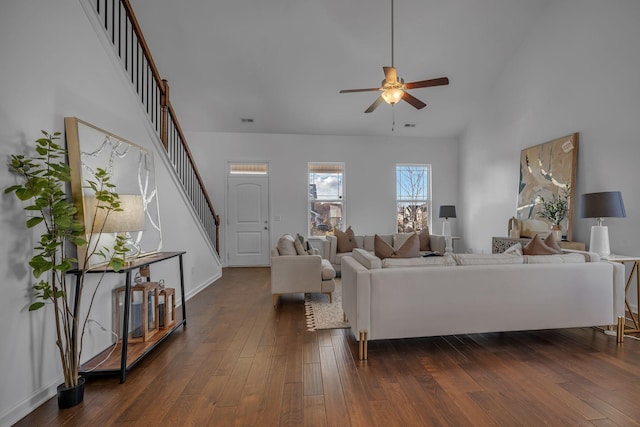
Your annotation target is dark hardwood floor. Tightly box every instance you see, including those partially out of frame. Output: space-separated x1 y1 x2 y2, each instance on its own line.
15 267 640 426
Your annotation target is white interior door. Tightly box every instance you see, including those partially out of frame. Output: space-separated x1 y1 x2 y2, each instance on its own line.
227 175 270 266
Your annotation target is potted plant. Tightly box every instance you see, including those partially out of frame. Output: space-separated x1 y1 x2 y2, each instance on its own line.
537 187 570 241
5 130 128 408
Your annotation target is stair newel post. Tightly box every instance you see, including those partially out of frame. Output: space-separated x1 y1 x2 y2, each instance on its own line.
160 78 169 150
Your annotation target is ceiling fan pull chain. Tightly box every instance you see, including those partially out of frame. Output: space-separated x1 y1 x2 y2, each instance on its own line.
392 106 396 132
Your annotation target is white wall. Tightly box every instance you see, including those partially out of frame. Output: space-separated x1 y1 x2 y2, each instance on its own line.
186 132 459 264
459 0 640 257
0 1 220 425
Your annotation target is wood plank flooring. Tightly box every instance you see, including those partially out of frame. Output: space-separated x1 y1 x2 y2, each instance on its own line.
14 267 640 426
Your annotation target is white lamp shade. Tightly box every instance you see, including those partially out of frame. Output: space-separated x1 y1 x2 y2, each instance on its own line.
85 194 145 233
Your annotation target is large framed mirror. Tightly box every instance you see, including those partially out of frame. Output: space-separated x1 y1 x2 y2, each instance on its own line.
517 133 579 241
65 117 162 268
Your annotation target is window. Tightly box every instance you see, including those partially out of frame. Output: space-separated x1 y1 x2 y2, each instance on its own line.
228 162 268 175
396 164 431 232
308 162 344 236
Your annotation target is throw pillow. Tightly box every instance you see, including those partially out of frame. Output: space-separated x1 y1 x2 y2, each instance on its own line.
294 238 307 255
543 233 563 253
297 233 311 250
418 227 431 251
395 233 420 258
276 234 297 256
393 232 415 249
503 243 523 256
335 226 358 253
522 234 561 255
374 234 395 259
374 233 419 259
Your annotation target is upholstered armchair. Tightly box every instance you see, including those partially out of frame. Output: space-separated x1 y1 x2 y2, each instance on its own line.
271 234 336 307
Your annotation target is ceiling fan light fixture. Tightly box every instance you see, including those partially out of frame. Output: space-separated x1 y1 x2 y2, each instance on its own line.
381 87 404 104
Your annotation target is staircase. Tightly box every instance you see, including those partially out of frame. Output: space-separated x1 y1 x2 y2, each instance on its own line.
88 0 220 253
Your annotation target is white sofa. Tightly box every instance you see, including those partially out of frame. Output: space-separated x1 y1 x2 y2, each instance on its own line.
271 235 336 307
342 249 625 359
324 233 446 275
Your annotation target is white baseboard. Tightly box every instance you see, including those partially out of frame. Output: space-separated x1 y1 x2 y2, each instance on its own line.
0 379 61 427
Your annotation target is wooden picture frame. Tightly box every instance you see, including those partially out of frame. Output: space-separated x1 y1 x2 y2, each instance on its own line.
65 117 162 268
516 133 579 241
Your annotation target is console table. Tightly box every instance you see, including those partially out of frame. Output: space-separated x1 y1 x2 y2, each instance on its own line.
71 251 186 383
492 236 585 253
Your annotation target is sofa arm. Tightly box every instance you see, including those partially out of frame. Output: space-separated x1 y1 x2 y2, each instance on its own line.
352 248 382 269
271 254 322 294
429 234 446 253
326 235 338 263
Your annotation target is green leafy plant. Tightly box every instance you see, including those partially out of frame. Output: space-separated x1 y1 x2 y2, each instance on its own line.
5 130 128 389
537 187 570 225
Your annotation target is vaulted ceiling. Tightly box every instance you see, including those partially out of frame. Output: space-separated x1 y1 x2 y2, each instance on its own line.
129 0 551 138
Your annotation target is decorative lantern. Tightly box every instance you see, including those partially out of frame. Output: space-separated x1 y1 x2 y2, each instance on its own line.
159 288 176 329
115 282 160 342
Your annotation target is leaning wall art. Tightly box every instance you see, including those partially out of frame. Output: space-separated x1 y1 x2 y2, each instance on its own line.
65 117 162 268
517 133 578 241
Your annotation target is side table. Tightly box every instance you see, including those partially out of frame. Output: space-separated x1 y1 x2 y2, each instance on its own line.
602 255 640 336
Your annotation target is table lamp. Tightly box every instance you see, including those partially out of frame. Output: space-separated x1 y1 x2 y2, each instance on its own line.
580 191 625 257
439 205 456 254
85 194 146 262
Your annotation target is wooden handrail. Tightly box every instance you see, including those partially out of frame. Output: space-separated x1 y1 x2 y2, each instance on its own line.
166 98 221 245
91 0 221 254
120 0 163 88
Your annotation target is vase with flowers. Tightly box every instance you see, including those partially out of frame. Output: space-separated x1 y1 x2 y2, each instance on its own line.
537 188 570 241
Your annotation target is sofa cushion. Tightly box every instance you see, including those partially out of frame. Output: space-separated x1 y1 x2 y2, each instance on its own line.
453 253 524 266
524 253 586 264
320 259 337 280
277 234 297 256
336 226 358 253
352 248 382 269
522 234 562 255
382 256 447 268
418 227 431 251
334 252 351 267
374 233 419 259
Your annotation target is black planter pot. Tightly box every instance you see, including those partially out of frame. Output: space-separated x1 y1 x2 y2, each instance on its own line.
57 377 85 409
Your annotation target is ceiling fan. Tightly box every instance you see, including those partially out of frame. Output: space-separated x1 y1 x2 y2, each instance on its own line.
339 0 449 113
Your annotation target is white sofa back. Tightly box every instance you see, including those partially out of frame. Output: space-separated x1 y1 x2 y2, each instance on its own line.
350 247 596 269
341 255 625 343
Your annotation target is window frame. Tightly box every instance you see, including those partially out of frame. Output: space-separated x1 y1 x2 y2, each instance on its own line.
308 162 345 237
396 163 432 233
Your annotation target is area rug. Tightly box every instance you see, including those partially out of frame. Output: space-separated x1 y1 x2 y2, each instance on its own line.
304 280 350 331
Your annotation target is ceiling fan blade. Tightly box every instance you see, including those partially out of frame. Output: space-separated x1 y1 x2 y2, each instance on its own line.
404 77 449 90
402 92 427 110
364 96 384 113
339 87 381 93
383 66 398 84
